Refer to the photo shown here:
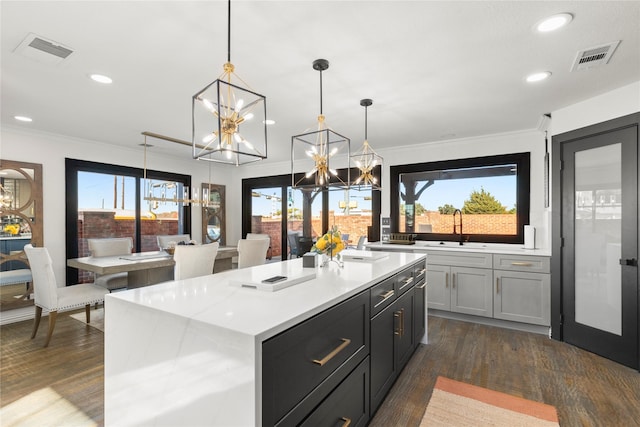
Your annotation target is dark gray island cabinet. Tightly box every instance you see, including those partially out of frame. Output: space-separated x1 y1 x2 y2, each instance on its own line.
262 259 427 426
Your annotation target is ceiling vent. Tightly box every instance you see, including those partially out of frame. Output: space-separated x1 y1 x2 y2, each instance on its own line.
13 33 74 65
570 41 620 72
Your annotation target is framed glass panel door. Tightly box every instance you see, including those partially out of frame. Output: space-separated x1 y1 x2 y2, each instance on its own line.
561 124 638 369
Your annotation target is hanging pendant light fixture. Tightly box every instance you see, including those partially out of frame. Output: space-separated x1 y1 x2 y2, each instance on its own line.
142 132 213 208
192 0 268 166
291 59 350 190
352 99 383 190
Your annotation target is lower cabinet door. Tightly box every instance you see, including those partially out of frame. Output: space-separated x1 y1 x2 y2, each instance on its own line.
300 357 370 427
494 270 550 326
450 266 493 317
370 303 396 413
426 264 451 311
395 288 415 369
414 280 427 344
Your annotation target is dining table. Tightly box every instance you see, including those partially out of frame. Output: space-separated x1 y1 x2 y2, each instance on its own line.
67 246 238 288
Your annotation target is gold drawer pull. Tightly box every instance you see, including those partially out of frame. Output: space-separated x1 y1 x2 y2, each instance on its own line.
312 338 351 366
416 268 426 277
511 262 534 267
452 273 456 289
445 272 449 288
403 276 414 286
394 309 405 337
496 278 500 294
380 290 394 300
341 417 352 427
375 290 395 308
416 282 427 289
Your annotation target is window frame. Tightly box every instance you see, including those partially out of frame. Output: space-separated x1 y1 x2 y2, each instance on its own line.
389 152 530 244
65 158 191 284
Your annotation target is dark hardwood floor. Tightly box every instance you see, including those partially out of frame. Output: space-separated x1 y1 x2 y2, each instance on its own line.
371 316 640 427
1 311 639 426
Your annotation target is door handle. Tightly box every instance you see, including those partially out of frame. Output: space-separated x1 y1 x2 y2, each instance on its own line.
619 258 638 267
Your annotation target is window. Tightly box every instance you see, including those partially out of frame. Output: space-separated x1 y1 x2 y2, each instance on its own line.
242 170 381 259
65 159 191 284
390 153 530 244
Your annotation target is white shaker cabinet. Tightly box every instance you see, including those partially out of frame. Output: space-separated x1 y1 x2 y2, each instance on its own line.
426 251 493 318
493 254 551 326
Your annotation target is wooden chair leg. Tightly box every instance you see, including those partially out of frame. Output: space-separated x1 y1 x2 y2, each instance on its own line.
43 311 58 347
31 306 43 339
85 304 91 323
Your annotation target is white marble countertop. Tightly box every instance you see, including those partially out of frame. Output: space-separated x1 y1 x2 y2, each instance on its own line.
366 241 551 257
0 235 31 240
106 251 425 341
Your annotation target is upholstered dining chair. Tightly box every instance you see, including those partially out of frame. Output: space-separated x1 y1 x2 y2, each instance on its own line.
157 234 191 250
173 243 219 280
246 233 272 260
87 237 133 291
24 244 108 347
237 238 271 269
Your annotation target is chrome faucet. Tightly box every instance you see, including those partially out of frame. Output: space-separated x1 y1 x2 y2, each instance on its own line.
452 209 463 245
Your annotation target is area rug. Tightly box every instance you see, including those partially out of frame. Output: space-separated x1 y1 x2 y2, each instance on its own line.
69 307 104 332
420 376 559 427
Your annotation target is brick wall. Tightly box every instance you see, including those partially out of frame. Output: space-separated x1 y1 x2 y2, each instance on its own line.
77 211 179 282
400 212 517 235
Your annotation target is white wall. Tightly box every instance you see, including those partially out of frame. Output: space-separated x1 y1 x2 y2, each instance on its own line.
551 81 640 136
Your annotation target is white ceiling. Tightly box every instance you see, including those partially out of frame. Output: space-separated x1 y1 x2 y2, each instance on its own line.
2 1 639 164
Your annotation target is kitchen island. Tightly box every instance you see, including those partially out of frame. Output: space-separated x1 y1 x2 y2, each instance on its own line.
105 251 426 426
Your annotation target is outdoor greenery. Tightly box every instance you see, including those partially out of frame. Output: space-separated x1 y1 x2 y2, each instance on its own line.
461 188 508 214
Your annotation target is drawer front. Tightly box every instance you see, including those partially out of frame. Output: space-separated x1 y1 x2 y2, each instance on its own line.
395 266 415 296
263 290 370 426
426 250 493 269
370 275 397 317
493 254 550 273
413 260 427 287
299 357 370 427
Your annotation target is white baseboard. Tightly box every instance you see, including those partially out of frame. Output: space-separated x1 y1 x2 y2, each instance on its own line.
0 307 35 325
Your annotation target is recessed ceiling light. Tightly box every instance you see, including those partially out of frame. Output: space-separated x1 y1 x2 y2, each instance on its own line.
263 119 276 125
90 74 113 84
536 13 573 33
14 115 33 122
526 71 552 83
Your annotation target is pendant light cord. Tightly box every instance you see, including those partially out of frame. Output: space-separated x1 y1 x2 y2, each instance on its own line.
364 105 368 140
227 0 231 63
319 69 323 115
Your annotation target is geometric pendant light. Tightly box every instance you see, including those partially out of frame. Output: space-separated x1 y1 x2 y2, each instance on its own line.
191 0 268 166
291 58 350 190
351 98 382 190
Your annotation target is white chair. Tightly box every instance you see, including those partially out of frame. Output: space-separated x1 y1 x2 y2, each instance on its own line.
246 232 272 260
157 234 192 250
173 243 219 280
24 244 108 347
356 235 367 250
87 237 133 291
237 238 271 269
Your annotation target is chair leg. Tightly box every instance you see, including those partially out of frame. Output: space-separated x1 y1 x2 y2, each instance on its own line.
43 311 58 347
85 304 91 323
31 306 43 339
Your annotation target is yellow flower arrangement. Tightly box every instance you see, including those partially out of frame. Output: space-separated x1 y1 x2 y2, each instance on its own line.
3 224 20 235
311 226 345 259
